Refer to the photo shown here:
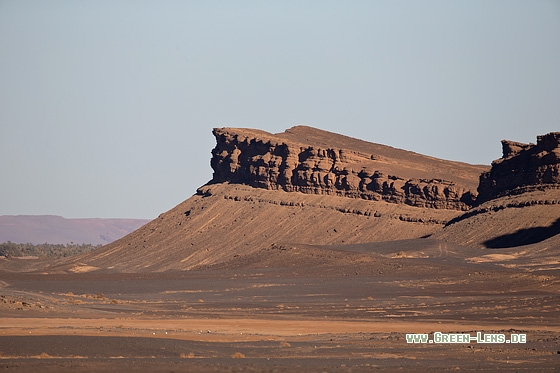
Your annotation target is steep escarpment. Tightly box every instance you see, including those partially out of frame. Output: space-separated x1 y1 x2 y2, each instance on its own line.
27 126 559 273
41 125 490 273
477 132 560 202
211 126 487 210
435 132 560 248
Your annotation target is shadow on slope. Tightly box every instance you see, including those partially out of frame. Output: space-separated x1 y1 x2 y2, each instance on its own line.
484 218 560 249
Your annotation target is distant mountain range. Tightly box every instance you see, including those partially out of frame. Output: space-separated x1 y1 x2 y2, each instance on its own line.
0 215 151 245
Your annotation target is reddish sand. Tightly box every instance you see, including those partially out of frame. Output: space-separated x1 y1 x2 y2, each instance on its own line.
1 259 559 371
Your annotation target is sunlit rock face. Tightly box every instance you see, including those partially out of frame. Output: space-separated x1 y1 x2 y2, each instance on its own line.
478 132 560 203
210 127 481 210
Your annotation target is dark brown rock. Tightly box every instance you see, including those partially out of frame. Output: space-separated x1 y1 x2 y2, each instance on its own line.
478 132 560 202
210 127 485 210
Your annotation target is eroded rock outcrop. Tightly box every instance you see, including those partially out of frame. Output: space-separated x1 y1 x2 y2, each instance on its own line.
478 132 560 203
210 127 482 210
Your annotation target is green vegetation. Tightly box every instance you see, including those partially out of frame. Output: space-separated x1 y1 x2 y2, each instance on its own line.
0 242 101 258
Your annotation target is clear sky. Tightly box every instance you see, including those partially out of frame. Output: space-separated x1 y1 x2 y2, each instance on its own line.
1 1 559 219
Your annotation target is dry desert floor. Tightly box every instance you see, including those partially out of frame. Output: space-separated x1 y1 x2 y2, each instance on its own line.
1 239 559 372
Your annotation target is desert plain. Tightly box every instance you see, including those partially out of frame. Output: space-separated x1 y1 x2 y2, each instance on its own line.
1 126 559 372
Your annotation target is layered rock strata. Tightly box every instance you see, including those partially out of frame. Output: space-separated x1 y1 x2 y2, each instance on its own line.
478 132 560 203
211 127 485 210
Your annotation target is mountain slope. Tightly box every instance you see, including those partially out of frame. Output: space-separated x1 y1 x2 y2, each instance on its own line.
433 132 560 249
51 126 490 273
58 182 462 273
432 188 560 248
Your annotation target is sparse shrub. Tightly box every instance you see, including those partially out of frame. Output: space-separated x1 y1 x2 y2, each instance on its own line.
0 242 100 258
232 352 245 358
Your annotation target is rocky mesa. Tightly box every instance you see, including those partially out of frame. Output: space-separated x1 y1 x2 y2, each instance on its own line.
434 132 560 249
41 126 489 273
27 127 560 273
477 132 560 202
211 126 487 210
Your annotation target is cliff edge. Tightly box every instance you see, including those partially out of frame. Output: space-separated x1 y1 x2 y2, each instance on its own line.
477 132 560 202
211 126 487 210
434 132 560 248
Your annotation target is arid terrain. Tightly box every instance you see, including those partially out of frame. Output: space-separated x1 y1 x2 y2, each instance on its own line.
1 127 559 372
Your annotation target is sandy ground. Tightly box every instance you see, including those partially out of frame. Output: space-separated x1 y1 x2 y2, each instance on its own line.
1 249 560 372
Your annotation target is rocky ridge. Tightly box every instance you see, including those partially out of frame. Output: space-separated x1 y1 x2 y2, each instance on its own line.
211 126 487 210
435 132 560 248
477 132 560 203
14 126 558 272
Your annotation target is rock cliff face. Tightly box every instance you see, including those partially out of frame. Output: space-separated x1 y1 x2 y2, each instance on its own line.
210 127 485 210
478 132 560 202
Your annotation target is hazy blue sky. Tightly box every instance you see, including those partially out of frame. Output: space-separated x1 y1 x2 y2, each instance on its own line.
1 1 559 218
